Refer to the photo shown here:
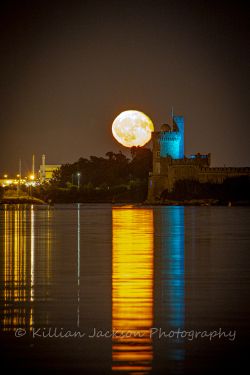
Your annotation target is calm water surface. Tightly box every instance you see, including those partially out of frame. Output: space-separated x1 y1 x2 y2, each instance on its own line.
0 204 249 374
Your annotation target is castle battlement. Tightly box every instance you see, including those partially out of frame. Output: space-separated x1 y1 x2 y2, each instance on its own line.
169 153 210 166
157 133 180 140
200 167 250 173
173 116 184 121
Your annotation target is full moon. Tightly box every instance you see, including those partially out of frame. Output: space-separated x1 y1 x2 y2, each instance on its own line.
112 110 154 148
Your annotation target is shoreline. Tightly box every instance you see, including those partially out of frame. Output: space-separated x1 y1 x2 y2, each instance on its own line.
1 198 249 206
0 197 46 205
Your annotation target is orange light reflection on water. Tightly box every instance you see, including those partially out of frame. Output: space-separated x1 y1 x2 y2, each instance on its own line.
3 205 51 331
4 206 28 330
112 206 154 373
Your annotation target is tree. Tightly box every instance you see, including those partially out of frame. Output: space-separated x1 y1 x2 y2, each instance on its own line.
0 186 4 199
45 149 153 203
105 151 115 161
130 146 153 180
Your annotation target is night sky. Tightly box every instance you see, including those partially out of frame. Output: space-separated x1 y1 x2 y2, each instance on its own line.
1 0 249 177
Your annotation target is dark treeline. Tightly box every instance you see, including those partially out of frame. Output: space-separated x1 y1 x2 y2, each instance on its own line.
160 176 250 204
0 186 4 199
32 147 153 203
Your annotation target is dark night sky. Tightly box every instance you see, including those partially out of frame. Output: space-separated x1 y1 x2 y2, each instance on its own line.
1 0 249 177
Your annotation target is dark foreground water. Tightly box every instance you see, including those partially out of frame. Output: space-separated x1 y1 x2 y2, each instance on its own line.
0 203 249 374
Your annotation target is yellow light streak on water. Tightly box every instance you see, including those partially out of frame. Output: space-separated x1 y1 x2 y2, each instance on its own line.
112 206 154 373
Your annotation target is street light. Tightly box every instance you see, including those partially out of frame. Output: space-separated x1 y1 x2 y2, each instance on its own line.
17 175 20 196
4 175 8 187
77 173 80 189
29 175 34 198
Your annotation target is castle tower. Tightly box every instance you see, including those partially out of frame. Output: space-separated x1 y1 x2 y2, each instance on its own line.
155 115 184 160
147 113 185 201
173 116 184 158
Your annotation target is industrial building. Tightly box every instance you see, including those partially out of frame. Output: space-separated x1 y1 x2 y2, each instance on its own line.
38 155 61 181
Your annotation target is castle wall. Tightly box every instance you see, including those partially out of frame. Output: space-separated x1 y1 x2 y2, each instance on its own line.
147 163 250 202
147 174 170 202
151 132 161 176
198 167 250 184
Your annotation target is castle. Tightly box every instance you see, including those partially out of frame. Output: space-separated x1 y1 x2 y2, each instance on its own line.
147 113 250 202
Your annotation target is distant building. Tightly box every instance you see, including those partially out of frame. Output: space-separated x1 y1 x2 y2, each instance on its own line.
37 154 61 181
147 113 250 202
38 164 61 181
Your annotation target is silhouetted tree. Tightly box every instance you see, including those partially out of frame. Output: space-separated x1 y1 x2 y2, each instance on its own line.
130 146 153 180
44 148 154 203
0 186 4 199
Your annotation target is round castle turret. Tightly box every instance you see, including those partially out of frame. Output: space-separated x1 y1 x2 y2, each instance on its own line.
161 124 171 132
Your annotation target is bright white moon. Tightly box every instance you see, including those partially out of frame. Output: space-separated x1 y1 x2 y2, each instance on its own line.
112 110 154 148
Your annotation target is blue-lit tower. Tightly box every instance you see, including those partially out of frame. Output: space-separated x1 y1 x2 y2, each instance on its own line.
157 115 184 159
173 115 184 158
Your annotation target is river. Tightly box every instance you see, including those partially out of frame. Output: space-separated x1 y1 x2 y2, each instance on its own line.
0 204 249 374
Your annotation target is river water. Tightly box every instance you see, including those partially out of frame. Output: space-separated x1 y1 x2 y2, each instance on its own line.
0 203 249 374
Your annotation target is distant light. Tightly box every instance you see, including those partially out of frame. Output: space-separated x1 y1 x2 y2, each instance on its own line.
30 175 34 180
